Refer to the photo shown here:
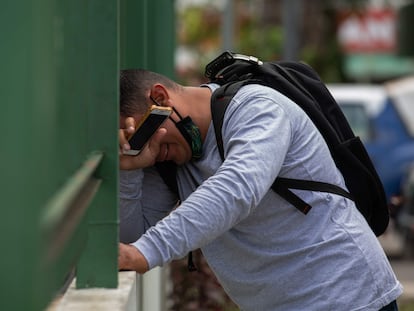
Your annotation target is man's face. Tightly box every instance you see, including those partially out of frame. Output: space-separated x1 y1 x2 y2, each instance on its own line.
154 116 192 165
120 113 192 165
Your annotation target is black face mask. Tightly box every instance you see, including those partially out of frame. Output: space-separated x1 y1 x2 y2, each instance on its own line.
169 107 203 159
150 97 203 159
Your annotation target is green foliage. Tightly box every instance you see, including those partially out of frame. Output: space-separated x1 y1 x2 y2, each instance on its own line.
236 24 283 61
176 1 345 84
178 5 221 48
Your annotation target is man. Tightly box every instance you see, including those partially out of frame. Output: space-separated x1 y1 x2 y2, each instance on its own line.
118 68 402 310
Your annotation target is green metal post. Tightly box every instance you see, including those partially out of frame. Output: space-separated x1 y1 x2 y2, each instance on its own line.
120 0 149 69
120 0 175 79
146 0 175 78
76 0 119 288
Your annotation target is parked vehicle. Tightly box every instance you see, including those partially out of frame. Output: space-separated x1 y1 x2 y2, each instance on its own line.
328 77 414 207
328 76 414 257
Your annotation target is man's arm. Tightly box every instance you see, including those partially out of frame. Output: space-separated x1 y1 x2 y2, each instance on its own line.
119 169 145 243
119 115 177 241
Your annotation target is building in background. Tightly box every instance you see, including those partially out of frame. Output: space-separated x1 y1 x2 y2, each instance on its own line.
175 0 414 84
337 4 414 82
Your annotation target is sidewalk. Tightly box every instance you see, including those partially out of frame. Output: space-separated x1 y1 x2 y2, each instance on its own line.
401 281 414 303
379 220 414 303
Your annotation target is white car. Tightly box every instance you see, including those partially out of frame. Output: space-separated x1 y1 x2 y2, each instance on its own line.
327 84 387 142
327 78 414 258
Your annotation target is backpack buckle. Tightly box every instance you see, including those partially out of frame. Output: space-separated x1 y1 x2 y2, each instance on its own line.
205 51 263 79
232 53 263 66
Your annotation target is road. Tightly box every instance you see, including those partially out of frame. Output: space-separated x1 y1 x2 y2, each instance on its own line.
379 219 414 303
390 259 414 302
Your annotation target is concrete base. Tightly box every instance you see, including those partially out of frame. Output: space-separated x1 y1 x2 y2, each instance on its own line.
47 267 167 311
49 271 137 311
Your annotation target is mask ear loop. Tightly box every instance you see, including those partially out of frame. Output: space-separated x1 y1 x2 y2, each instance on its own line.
150 95 162 106
169 107 184 124
171 106 183 119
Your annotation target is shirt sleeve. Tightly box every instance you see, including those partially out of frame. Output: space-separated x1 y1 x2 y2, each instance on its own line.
119 166 178 243
119 169 145 243
133 85 293 268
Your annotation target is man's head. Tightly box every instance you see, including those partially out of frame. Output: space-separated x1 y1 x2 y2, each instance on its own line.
119 69 206 165
120 69 179 117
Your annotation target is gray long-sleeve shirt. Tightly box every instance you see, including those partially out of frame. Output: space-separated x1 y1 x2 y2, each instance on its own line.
120 84 402 310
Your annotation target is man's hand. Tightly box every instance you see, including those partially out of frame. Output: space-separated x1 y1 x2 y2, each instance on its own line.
119 117 167 170
118 243 150 274
119 117 137 153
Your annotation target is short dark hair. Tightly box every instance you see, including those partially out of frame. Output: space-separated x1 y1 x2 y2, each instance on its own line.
120 69 178 116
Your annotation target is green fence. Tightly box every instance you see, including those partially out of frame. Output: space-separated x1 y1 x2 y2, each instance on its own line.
0 0 174 310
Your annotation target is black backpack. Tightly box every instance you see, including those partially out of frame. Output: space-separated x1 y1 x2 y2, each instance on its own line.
157 51 389 238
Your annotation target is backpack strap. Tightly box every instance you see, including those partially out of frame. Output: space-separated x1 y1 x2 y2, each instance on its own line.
155 161 179 196
208 52 388 235
272 178 354 214
211 80 248 160
210 78 354 215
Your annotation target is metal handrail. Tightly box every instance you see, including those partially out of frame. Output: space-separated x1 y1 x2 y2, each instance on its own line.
40 151 103 261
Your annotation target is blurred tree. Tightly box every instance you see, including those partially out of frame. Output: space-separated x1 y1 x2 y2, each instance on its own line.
175 0 352 83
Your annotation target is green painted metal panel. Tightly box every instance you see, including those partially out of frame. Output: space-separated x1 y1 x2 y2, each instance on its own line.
1 1 57 309
146 0 175 78
120 0 149 69
120 0 175 78
0 0 175 308
0 0 119 309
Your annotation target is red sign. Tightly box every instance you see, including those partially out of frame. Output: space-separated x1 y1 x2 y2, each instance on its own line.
337 8 396 53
